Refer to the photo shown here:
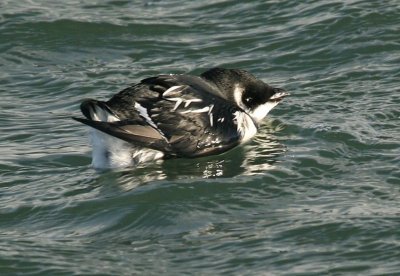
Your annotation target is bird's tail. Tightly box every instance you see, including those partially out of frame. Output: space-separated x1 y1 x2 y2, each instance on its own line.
78 99 120 122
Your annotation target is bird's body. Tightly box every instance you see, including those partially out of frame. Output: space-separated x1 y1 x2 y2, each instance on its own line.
74 68 288 168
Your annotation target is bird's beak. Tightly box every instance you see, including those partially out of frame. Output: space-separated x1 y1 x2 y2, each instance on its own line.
269 89 289 102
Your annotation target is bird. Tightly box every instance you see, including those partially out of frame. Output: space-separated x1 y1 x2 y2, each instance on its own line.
73 67 289 168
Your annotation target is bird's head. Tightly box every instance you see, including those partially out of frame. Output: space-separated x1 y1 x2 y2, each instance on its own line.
201 68 289 123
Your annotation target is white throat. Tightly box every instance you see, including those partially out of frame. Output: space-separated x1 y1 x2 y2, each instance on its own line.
248 101 279 123
233 83 279 123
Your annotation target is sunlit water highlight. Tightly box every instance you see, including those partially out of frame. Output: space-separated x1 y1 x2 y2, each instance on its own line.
1 0 399 274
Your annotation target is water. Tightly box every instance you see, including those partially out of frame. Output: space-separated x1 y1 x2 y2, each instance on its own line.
1 0 399 274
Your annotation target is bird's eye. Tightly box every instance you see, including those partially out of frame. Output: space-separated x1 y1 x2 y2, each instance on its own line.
244 97 252 103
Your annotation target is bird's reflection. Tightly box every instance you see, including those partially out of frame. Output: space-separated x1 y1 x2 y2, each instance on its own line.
111 123 287 190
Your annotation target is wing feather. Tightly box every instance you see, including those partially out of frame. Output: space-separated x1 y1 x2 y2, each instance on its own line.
73 117 173 154
75 74 244 158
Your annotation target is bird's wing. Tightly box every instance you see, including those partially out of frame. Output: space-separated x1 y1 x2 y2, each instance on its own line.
73 99 173 154
73 117 173 153
75 75 244 158
138 77 243 157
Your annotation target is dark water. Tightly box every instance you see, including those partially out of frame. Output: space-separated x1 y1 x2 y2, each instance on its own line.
1 0 399 274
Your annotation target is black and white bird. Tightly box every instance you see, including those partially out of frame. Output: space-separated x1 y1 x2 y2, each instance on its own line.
73 68 288 168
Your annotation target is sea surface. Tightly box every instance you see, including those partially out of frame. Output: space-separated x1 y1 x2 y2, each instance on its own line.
1 0 399 275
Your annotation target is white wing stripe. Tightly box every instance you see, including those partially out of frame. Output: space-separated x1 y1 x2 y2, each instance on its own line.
134 102 166 137
180 106 210 114
163 85 183 97
172 98 183 111
184 99 202 107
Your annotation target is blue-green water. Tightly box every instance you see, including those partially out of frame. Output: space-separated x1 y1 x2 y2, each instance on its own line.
1 0 399 274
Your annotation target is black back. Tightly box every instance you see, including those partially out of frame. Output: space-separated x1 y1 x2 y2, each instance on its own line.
90 73 244 158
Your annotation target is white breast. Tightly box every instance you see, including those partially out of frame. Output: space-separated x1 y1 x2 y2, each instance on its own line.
90 129 164 169
233 111 258 142
88 101 164 169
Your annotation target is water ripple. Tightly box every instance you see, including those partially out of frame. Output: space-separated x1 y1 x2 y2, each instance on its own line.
1 0 400 274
